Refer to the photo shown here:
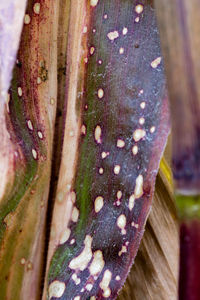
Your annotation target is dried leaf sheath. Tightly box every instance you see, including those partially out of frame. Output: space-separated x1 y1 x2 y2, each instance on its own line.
46 1 170 299
0 1 58 299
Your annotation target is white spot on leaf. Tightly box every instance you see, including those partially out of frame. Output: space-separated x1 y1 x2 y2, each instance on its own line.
133 129 146 142
49 281 65 299
94 196 104 213
107 31 119 41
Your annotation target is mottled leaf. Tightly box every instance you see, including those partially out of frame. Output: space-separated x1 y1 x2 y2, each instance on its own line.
0 1 58 299
46 0 170 299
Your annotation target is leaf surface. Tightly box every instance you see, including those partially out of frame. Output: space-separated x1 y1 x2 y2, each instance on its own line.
46 0 170 299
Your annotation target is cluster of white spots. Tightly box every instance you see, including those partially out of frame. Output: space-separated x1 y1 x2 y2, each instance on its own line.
134 174 144 199
101 151 109 159
151 57 162 69
71 206 79 222
98 59 102 65
150 126 156 133
104 14 108 19
117 139 125 148
72 273 81 285
107 31 119 41
139 117 145 125
99 167 104 174
18 87 22 97
83 26 87 33
122 27 128 35
37 77 42 84
38 131 43 139
114 165 121 175
90 0 98 7
140 101 146 109
97 88 104 99
94 196 104 213
24 14 31 25
100 269 112 298
89 250 105 276
86 283 93 291
131 221 139 229
59 228 71 245
94 125 102 144
32 149 38 160
135 4 144 14
135 17 140 23
48 280 65 299
20 258 26 265
133 129 146 142
119 47 124 54
129 194 135 211
117 214 126 235
81 124 86 135
132 145 138 155
118 245 127 256
27 120 33 131
90 47 95 55
69 235 93 271
116 275 121 281
33 3 40 14
74 296 80 300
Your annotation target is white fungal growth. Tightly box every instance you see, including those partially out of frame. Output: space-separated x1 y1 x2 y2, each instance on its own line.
59 228 71 245
49 281 65 299
150 126 156 133
107 31 119 41
117 214 126 235
27 120 33 131
133 129 146 142
94 125 102 144
114 165 121 175
18 87 22 97
122 27 128 35
24 14 31 25
100 269 112 298
94 196 104 213
69 235 93 271
101 151 109 159
129 194 135 211
90 47 95 55
134 174 144 199
135 4 144 14
33 3 40 15
132 145 138 155
140 101 146 109
118 245 127 256
151 57 162 69
119 47 124 54
90 0 99 7
89 250 105 276
72 274 81 285
98 88 104 99
71 207 79 222
117 139 125 148
32 149 37 160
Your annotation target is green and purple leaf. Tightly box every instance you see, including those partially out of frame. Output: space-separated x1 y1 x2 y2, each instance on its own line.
47 0 170 299
0 1 58 299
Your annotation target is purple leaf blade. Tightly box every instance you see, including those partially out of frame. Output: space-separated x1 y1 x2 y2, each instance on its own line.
47 1 170 299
